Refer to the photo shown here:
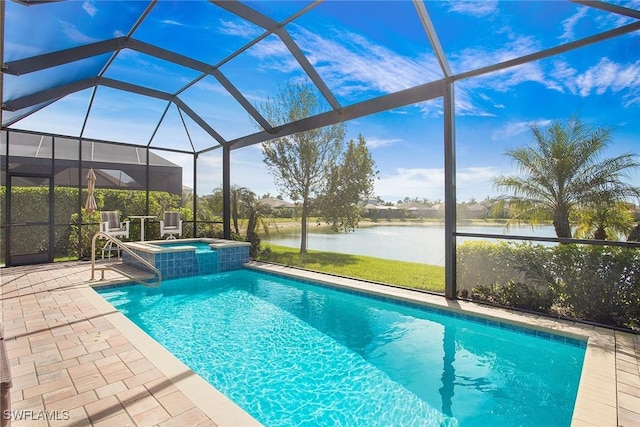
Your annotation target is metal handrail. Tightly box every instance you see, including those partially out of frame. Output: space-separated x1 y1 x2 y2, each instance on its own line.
90 231 161 288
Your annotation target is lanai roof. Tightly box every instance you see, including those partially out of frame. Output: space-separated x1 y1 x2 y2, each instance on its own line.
2 1 639 156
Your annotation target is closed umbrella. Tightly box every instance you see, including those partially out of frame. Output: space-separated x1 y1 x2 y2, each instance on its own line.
85 168 97 214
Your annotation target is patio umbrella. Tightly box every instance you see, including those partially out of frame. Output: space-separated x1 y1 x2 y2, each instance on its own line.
85 168 97 214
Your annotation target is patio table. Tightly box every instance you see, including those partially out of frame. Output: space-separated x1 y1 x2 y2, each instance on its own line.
128 215 156 241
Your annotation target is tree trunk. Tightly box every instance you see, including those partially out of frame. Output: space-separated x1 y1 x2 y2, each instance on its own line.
300 200 308 253
553 206 572 238
246 209 259 258
593 226 607 240
232 206 239 235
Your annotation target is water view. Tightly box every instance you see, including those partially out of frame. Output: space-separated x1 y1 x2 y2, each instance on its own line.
262 224 557 266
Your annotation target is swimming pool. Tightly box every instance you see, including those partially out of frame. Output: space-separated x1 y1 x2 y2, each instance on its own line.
97 269 585 427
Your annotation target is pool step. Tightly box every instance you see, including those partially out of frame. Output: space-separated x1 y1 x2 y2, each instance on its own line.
92 259 156 284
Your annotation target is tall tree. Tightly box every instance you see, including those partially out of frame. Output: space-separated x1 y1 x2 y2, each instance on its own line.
260 83 345 253
319 134 377 231
494 117 640 238
245 197 270 257
211 185 254 235
572 200 635 240
230 185 254 236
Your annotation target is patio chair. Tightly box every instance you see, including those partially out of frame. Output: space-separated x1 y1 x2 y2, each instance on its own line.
100 211 130 258
160 211 183 239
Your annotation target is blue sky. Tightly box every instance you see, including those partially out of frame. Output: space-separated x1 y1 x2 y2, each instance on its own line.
4 0 640 203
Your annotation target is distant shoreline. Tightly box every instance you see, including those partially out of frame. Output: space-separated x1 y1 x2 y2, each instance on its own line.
261 218 521 233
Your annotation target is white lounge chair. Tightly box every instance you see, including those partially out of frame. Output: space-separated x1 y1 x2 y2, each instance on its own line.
100 211 130 258
160 211 182 239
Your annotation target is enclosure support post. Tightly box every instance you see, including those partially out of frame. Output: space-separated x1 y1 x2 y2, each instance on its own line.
145 147 150 215
193 153 198 237
444 81 457 299
222 144 231 239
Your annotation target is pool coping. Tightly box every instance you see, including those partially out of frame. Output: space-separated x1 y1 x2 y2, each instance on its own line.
124 238 251 254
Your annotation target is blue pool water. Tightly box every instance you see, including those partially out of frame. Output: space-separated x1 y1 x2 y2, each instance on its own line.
152 241 213 253
98 269 585 427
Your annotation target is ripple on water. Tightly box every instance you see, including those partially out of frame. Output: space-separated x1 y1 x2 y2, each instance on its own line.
137 289 457 427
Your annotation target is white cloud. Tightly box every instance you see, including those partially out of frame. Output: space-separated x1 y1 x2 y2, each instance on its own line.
458 166 500 181
448 0 498 17
247 25 442 102
594 1 640 27
162 20 186 27
454 35 540 72
491 122 530 141
59 21 98 44
374 165 504 202
218 19 261 38
246 36 300 75
457 166 502 198
455 88 501 117
375 168 445 201
247 36 291 60
189 79 237 98
622 89 640 107
491 119 552 141
298 27 441 96
366 138 402 149
456 46 640 112
451 36 569 99
575 58 640 98
550 60 578 91
559 8 588 42
82 1 97 18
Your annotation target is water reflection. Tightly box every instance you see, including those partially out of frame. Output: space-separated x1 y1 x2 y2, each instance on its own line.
440 326 455 416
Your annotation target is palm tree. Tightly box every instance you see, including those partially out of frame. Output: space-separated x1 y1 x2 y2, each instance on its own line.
494 117 640 238
572 201 635 240
229 185 254 235
244 197 271 257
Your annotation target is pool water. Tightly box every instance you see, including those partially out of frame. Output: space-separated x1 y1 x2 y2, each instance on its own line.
98 269 585 427
152 241 213 253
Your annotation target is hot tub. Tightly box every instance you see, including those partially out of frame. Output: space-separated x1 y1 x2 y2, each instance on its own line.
122 238 250 279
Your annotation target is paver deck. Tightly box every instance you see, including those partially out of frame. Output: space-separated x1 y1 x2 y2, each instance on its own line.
1 260 638 426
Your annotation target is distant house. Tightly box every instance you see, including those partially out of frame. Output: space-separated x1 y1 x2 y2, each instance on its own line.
467 203 489 218
259 197 296 217
362 202 401 219
424 203 445 219
397 201 432 218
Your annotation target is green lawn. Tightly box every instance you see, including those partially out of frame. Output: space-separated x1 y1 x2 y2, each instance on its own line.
256 244 445 293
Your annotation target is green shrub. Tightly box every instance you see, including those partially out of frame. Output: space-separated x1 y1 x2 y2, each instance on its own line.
471 280 555 312
461 240 640 330
457 241 553 292
551 245 640 328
